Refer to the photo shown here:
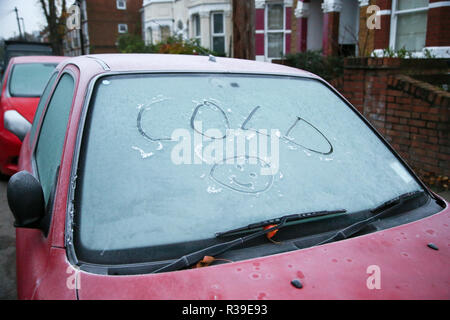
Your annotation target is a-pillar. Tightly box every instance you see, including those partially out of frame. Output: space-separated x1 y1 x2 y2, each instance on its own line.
294 0 310 52
321 0 342 56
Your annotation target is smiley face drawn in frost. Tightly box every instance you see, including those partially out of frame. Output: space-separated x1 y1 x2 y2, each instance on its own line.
210 156 274 194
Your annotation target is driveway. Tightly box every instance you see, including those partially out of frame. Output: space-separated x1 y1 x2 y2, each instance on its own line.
0 175 448 300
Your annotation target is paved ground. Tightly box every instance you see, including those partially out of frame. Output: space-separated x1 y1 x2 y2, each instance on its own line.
0 176 17 300
0 175 448 300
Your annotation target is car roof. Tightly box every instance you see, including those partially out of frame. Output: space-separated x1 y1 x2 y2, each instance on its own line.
63 54 318 79
9 55 68 64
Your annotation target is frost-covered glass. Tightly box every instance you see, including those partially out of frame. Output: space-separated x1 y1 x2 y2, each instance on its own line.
9 63 56 97
77 74 422 254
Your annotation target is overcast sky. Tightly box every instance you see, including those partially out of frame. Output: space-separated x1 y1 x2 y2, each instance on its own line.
0 0 48 39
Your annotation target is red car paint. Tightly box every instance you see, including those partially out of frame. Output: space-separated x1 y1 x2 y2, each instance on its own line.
0 56 67 176
14 54 450 300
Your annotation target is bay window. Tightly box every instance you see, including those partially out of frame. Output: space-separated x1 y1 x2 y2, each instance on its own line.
211 12 225 55
391 0 429 52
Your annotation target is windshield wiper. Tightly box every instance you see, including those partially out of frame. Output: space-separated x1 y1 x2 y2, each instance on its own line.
152 209 346 274
316 190 425 246
215 209 347 237
152 217 290 274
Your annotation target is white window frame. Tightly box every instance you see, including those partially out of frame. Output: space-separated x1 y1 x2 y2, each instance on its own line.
117 0 127 10
211 11 226 54
265 2 287 60
389 0 429 52
118 23 128 34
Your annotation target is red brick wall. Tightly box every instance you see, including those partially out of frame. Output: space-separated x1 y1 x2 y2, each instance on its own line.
86 0 142 54
426 6 450 47
330 58 450 179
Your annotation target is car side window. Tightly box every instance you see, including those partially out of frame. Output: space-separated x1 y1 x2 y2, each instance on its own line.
29 72 58 147
35 73 75 207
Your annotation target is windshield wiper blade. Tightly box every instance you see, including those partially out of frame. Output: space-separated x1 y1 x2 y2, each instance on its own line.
317 190 425 246
152 217 290 274
215 209 347 238
152 209 346 274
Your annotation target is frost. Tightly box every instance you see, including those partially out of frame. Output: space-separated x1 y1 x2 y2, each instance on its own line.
131 146 154 159
77 74 421 251
207 186 223 194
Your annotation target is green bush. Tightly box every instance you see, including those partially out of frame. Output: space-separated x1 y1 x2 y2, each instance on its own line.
284 50 344 81
117 34 217 56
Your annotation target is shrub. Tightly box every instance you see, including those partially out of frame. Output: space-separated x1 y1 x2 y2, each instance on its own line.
284 51 344 81
117 34 217 56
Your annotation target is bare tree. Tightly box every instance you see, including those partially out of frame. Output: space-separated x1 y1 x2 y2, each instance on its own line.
39 0 68 55
232 0 255 60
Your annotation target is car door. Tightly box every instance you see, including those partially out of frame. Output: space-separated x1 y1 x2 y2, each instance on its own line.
16 69 78 299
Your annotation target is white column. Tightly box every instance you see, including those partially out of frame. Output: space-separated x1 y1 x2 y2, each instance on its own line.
199 11 210 49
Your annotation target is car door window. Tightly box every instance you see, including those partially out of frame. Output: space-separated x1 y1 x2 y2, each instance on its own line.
35 73 75 206
29 72 58 147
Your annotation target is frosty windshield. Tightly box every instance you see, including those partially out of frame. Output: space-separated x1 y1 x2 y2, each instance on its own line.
75 73 422 262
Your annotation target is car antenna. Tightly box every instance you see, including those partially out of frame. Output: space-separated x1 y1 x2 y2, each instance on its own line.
208 54 216 62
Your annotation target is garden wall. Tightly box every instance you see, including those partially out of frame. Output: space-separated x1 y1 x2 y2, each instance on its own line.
330 58 450 188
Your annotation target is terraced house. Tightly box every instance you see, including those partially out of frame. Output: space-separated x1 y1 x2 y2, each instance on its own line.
64 0 142 56
289 0 450 57
142 0 233 56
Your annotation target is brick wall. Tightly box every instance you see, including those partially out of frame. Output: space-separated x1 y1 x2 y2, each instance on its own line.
330 58 450 180
86 0 142 54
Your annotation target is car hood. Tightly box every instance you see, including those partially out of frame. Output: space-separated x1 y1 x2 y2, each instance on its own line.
77 203 450 300
2 96 40 123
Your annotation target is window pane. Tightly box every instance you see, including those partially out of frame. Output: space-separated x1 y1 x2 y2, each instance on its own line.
193 15 201 37
213 13 224 34
397 0 428 10
117 0 126 9
9 63 56 97
267 33 284 58
119 24 128 33
29 73 57 146
213 36 225 54
268 4 284 30
160 26 170 42
36 74 74 205
396 12 427 51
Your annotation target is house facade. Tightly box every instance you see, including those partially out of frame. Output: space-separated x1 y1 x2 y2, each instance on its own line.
142 0 232 56
254 0 294 62
64 0 142 56
289 0 450 57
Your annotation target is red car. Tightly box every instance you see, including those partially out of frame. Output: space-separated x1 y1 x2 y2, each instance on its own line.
7 54 450 300
0 55 67 176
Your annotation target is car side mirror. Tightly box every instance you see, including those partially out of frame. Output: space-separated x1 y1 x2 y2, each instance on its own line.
7 171 45 229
